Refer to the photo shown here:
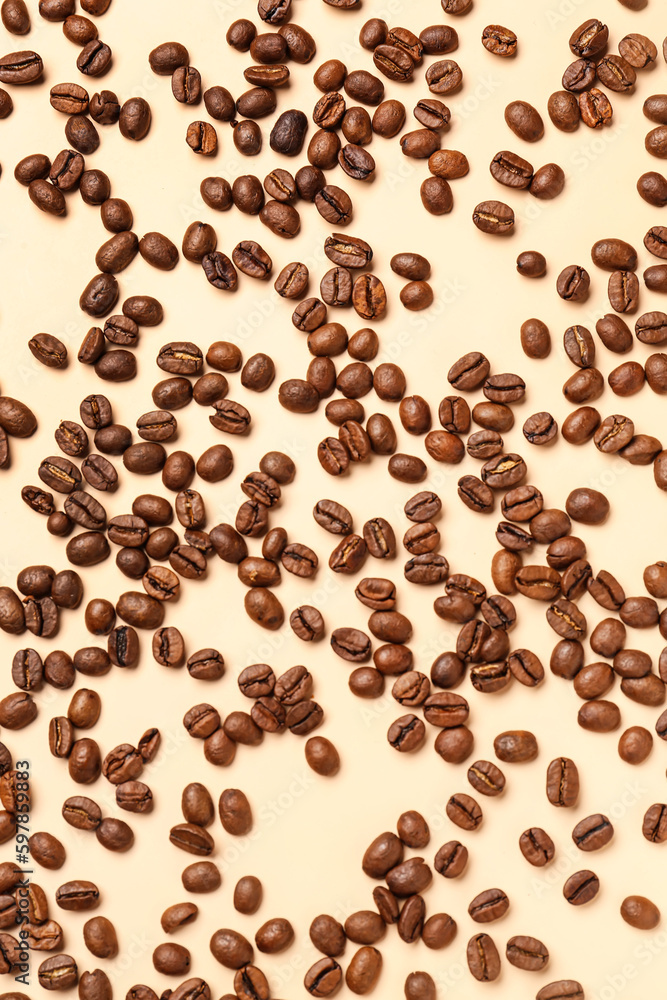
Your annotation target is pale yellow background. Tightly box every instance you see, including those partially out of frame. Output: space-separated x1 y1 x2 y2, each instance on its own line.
1 0 667 997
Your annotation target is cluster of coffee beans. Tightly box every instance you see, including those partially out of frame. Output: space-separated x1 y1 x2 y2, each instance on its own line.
181 664 336 771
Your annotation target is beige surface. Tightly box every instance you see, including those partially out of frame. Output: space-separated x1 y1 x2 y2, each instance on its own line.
2 0 667 997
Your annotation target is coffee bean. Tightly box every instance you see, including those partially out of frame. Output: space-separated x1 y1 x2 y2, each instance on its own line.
534 164 566 201
503 99 544 141
642 803 667 843
2 0 30 33
385 453 425 483
467 933 500 982
83 915 118 959
547 89 580 132
467 760 506 798
445 793 482 830
562 57 597 93
148 41 188 75
304 956 343 996
38 954 78 990
152 942 191 976
565 487 609 524
274 261 309 300
598 53 636 92
56 879 99 911
62 795 101 830
88 90 119 125
519 827 555 866
15 153 51 186
468 888 509 922
572 813 613 852
579 87 613 129
0 49 43 84
562 869 600 906
472 200 514 234
621 895 660 929
29 832 66 870
116 96 153 140
545 756 579 807
493 730 537 763
506 935 548 971
517 250 546 278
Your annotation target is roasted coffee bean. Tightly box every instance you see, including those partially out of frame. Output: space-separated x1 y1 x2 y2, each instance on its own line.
15 153 51 186
0 49 43 84
642 803 667 842
468 888 509 924
275 261 309 298
519 827 555 867
149 41 188 76
517 250 547 278
467 934 500 982
638 170 667 207
62 795 101 830
580 88 613 129
549 639 584 681
520 319 551 360
38 954 78 990
548 90 580 132
29 832 66 871
87 90 119 126
577 700 621 733
618 726 653 764
331 626 371 662
387 454 427 484
529 161 565 199
598 54 636 93
445 793 482 831
472 200 514 235
546 757 579 807
494 730 537 763
562 57 597 93
572 813 613 851
620 896 660 930
506 935 548 971
387 714 425 752
467 760 506 797
491 149 533 189
557 264 590 302
39 456 81 494
56 880 99 911
83 915 118 959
